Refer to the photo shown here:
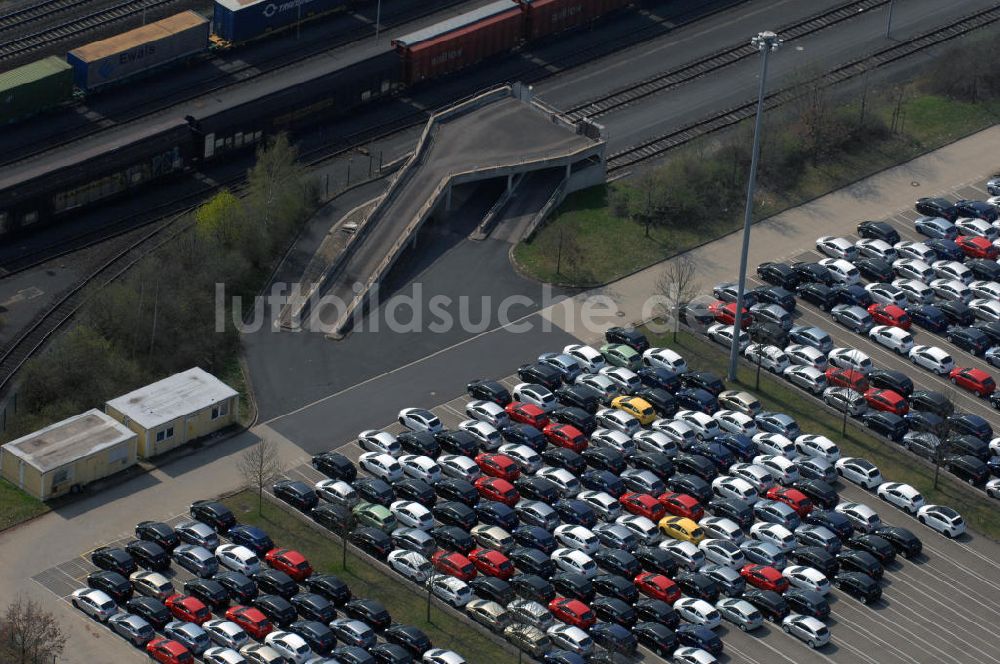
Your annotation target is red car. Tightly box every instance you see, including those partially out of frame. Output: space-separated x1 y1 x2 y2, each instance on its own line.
619 492 667 521
709 300 752 329
544 423 588 453
475 453 521 481
225 605 273 640
765 486 813 518
956 234 999 259
469 548 515 580
265 548 313 582
505 402 549 429
825 367 869 392
548 597 596 629
740 564 789 593
867 303 911 330
634 572 681 603
475 476 520 506
656 491 704 521
165 594 211 625
431 550 477 581
146 637 193 664
863 388 909 416
949 367 996 397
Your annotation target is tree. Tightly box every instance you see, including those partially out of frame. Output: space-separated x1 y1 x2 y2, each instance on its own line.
654 254 700 341
195 189 245 248
237 437 283 515
246 133 314 254
0 595 67 664
630 169 668 237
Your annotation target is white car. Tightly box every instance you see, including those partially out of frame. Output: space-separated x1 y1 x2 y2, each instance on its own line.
753 454 800 484
359 452 403 483
423 649 467 664
673 598 721 628
782 614 830 649
835 502 882 533
390 500 433 530
865 282 909 307
835 457 883 489
675 410 721 440
713 410 758 437
633 430 679 456
893 278 935 305
868 325 914 354
711 476 758 505
932 260 973 284
969 297 1000 322
818 258 860 284
743 344 790 374
203 620 250 650
590 428 637 457
215 544 260 575
512 383 557 413
430 576 473 607
970 280 1000 301
388 549 432 583
314 479 359 507
552 525 599 555
551 548 598 578
893 258 935 282
855 238 897 262
643 347 689 373
816 236 859 261
782 365 827 395
782 566 830 594
877 482 925 514
827 347 873 375
437 454 481 482
986 478 1000 499
908 345 954 374
547 624 594 657
458 420 501 450
130 571 174 600
673 647 718 664
564 344 607 373
465 400 509 427
699 538 746 568
652 418 698 448
616 514 660 546
578 491 622 522
659 540 705 571
729 463 775 493
917 504 966 537
955 216 999 240
398 408 443 433
71 588 117 622
265 631 312 664
536 467 582 497
707 323 750 351
498 444 542 474
202 648 245 664
794 435 841 462
753 433 796 459
358 430 401 457
749 522 796 552
594 408 641 436
598 366 642 394
399 455 442 484
930 278 972 303
698 517 745 544
894 240 936 262
784 344 827 370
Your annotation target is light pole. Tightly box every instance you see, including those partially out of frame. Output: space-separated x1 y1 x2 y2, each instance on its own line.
728 31 781 381
375 0 382 43
885 0 896 39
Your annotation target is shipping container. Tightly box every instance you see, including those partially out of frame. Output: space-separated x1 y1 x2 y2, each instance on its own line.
517 0 630 41
0 56 74 125
212 0 350 44
67 11 209 91
394 0 523 85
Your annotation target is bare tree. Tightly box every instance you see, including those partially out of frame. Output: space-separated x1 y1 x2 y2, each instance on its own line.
237 437 283 515
655 254 700 341
0 596 67 664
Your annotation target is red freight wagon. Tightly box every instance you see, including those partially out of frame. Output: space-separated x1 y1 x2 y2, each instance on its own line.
393 0 524 85
518 0 630 41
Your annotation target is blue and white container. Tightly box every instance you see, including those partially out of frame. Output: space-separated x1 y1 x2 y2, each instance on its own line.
212 0 350 44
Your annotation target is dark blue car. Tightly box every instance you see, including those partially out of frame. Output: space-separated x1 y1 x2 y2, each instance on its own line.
949 413 993 441
553 499 597 528
925 238 965 262
475 500 518 530
690 442 736 469
716 434 757 461
590 622 637 656
676 624 723 656
638 367 681 393
753 285 797 313
228 525 274 556
500 424 546 452
675 388 717 415
832 284 872 307
580 470 625 497
908 305 949 333
512 526 557 555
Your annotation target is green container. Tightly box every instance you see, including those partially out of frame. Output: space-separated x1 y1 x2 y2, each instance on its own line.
0 56 74 125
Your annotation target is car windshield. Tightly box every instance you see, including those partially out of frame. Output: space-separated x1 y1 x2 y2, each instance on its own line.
246 556 259 566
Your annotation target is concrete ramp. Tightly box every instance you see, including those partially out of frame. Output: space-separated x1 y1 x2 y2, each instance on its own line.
315 83 605 338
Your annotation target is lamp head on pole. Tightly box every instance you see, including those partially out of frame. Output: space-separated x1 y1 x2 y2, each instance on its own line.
751 31 782 52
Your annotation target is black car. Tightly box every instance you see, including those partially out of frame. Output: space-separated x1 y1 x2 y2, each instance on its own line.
835 571 881 604
311 451 357 482
946 454 989 485
434 430 479 457
313 503 353 534
954 199 999 222
87 570 132 604
903 432 943 460
638 367 681 393
847 534 896 564
542 448 587 476
476 500 518 530
831 284 872 308
349 528 392 559
512 525 557 555
805 509 854 540
679 371 725 396
868 369 914 398
334 646 377 664
675 624 723 656
793 479 838 510
467 379 512 406
857 220 901 244
253 594 296 626
632 451 675 480
634 621 677 658
675 571 720 603
949 412 993 440
948 435 990 460
345 599 391 631
634 546 679 577
125 540 169 572
791 262 834 286
553 499 596 528
431 526 475 554
398 431 440 457
635 598 679 629
354 478 395 507
384 624 431 657
581 469 625 497
373 643 410 663
948 327 991 356
674 388 718 415
636 387 678 418
189 500 236 533
862 411 908 442
517 363 563 391
256 569 298 598
306 574 352 606
435 479 479 507
742 588 789 623
543 652 586 664
594 548 641 578
689 442 734 470
749 322 789 347
515 476 560 504
591 622 638 656
790 546 839 578
468 576 514 605
291 593 336 623
228 525 275 556
909 304 949 333
126 597 170 629
509 547 555 578
394 478 436 507
273 479 319 511
915 196 958 221
592 597 637 627
183 578 228 611
291 620 337 656
592 574 638 604
582 447 627 475
135 521 180 551
551 572 595 603
856 258 894 283
510 573 555 603
215 571 258 604
969 260 1000 283
673 455 717 483
837 549 883 580
431 500 479 530
500 423 547 451
606 326 649 353
754 285 797 312
668 472 713 505
708 498 754 530
939 300 975 326
872 526 922 559
796 282 837 311
756 262 800 290
555 384 602 414
784 588 830 620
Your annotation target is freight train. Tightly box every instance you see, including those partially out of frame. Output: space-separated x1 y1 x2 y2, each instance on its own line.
0 0 632 238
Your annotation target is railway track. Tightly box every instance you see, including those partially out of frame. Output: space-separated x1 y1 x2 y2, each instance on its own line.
0 0 93 34
606 3 1000 173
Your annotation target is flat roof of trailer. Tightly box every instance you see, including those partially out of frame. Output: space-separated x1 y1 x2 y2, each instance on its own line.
394 0 518 48
68 11 207 62
3 409 135 473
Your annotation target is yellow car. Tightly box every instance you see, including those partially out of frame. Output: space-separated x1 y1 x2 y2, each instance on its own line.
658 516 706 544
611 395 657 426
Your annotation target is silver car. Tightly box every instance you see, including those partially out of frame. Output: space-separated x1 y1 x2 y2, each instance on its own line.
172 544 218 578
176 520 219 550
108 612 155 646
715 597 763 632
782 613 830 648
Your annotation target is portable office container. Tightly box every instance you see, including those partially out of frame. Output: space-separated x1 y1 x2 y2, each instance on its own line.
518 0 630 40
0 56 74 124
212 0 350 43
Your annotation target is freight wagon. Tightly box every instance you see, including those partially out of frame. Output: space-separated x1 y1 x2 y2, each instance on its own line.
517 0 631 41
0 57 74 125
212 0 352 44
